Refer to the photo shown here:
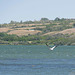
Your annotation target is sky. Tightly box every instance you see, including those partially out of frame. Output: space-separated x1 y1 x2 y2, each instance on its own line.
0 0 75 24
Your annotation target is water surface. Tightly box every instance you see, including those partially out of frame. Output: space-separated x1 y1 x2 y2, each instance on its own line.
0 45 75 75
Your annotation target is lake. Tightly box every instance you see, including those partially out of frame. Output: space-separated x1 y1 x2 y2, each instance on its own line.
0 45 75 75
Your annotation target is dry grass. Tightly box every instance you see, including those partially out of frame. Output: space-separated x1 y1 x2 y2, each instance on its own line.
16 27 36 30
0 26 43 36
59 28 75 34
43 28 75 36
0 27 13 32
36 26 46 28
16 24 43 27
16 26 46 30
1 25 75 36
26 24 43 26
7 30 42 36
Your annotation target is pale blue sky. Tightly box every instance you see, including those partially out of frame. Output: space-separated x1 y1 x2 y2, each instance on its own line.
0 0 75 24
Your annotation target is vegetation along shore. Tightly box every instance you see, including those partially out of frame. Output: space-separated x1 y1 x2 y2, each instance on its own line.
0 17 75 45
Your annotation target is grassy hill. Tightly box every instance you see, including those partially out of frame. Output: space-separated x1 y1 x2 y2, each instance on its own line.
0 17 75 45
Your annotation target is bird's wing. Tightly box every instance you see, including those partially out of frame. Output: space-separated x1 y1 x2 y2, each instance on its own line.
55 45 58 48
52 45 58 49
45 43 50 47
52 46 56 49
46 43 58 50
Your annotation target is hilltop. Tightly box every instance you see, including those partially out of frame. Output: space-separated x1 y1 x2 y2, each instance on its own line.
0 17 75 45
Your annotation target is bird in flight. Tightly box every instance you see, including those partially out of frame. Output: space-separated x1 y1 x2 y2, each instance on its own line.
46 43 58 51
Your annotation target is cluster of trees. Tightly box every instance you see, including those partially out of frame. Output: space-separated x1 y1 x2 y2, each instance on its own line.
0 17 75 25
9 17 67 24
1 17 75 28
9 18 50 24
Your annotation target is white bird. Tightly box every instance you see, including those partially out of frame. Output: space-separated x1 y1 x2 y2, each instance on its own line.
46 43 57 50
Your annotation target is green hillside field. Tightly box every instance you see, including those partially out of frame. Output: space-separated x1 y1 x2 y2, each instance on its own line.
0 17 75 45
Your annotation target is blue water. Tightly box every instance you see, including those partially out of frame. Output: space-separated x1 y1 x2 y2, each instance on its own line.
0 45 75 75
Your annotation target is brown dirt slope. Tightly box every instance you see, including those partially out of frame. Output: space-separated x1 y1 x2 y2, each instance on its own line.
8 30 42 36
0 27 13 32
43 28 75 36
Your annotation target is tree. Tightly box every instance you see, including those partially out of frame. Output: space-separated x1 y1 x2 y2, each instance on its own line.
20 20 23 24
54 17 60 21
3 34 18 41
73 23 75 28
0 33 7 37
40 18 49 21
10 20 15 24
9 20 19 24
